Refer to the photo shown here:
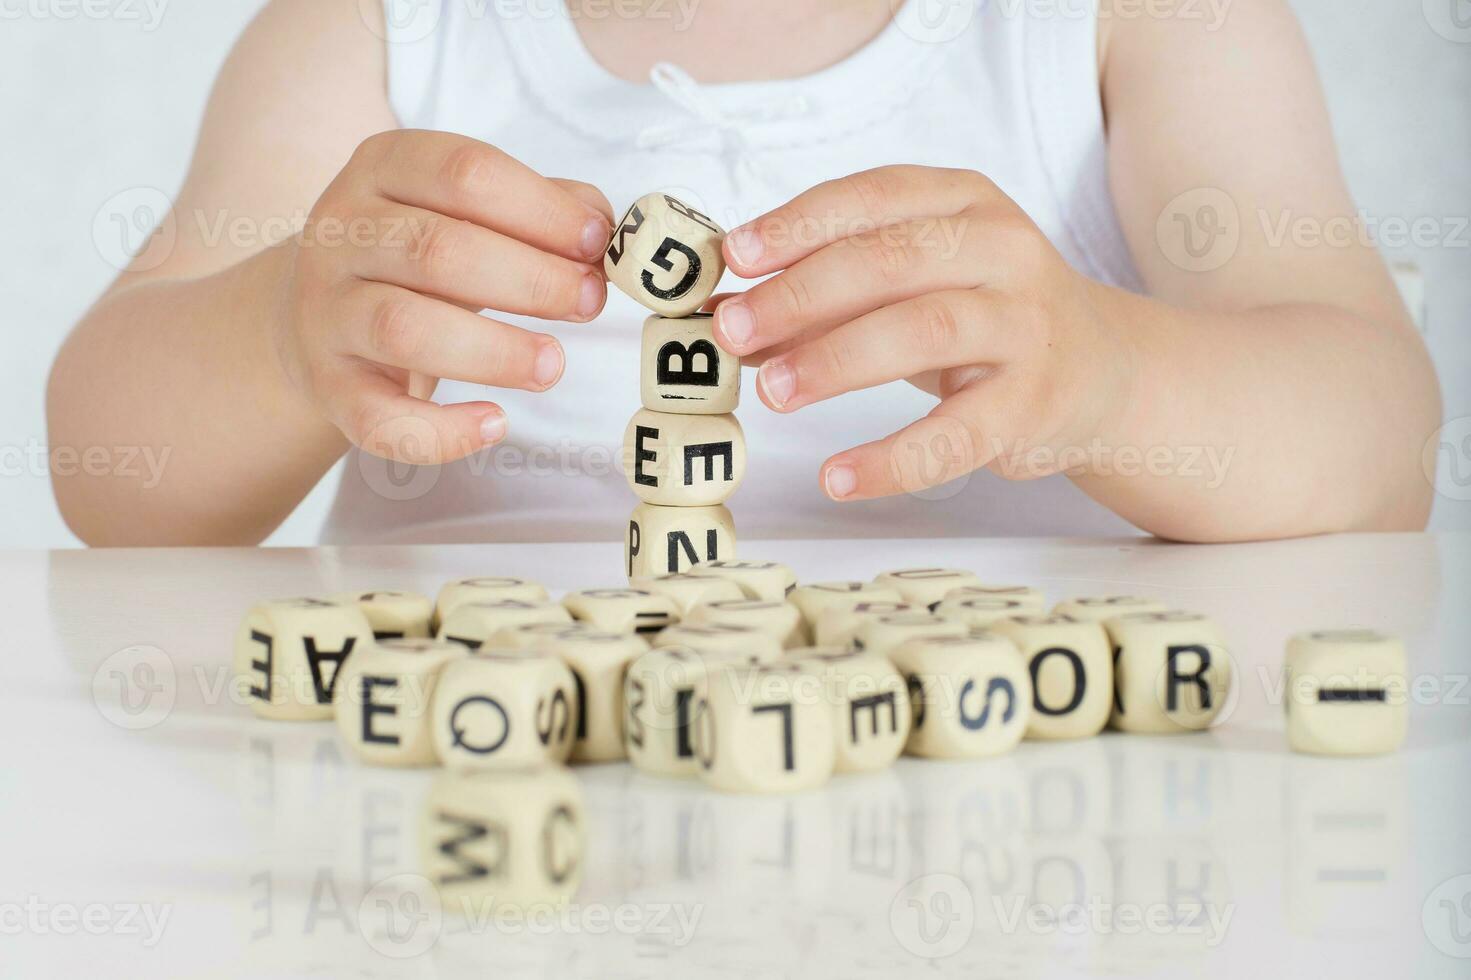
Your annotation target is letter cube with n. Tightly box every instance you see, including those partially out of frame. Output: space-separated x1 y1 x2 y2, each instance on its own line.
234 598 373 720
642 313 740 414
605 193 726 317
627 503 735 578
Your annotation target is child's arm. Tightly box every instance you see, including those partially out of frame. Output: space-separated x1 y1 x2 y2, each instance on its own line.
711 0 1439 541
47 0 611 545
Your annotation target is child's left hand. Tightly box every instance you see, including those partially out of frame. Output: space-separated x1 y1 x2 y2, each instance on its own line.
712 165 1136 501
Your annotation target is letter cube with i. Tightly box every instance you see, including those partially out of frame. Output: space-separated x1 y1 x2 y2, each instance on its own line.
623 645 766 777
1283 629 1408 755
234 598 373 721
605 193 726 317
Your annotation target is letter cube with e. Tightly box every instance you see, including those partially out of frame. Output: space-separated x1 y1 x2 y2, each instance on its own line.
642 313 740 414
623 409 746 507
234 598 373 721
992 614 1113 740
334 590 434 640
605 192 726 317
627 503 735 578
890 632 1032 759
694 662 836 793
874 568 983 610
1284 630 1408 756
1106 611 1232 733
430 650 579 770
624 646 765 776
334 638 464 766
787 648 911 773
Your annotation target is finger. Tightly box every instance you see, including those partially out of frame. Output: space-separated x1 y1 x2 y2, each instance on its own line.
723 165 996 276
362 131 612 263
333 369 509 466
356 204 606 322
339 282 565 391
754 290 1011 412
552 178 615 228
713 219 984 355
819 390 1009 502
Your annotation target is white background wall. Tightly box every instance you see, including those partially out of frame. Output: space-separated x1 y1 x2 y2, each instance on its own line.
1 0 1467 549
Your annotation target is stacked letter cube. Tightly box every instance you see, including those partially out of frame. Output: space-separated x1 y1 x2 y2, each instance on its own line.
605 193 741 578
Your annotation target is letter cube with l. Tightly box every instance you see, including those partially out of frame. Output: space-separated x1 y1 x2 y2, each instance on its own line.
334 638 464 765
642 313 740 414
234 598 373 720
694 662 836 793
605 192 726 317
1106 611 1232 733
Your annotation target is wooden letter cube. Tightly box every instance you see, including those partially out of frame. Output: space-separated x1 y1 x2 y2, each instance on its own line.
623 408 746 507
694 662 836 793
814 599 914 648
642 313 740 414
623 646 765 777
787 648 911 773
434 577 548 627
629 572 744 614
562 587 680 636
873 568 983 610
420 768 584 912
437 599 571 651
1105 611 1233 733
430 650 579 770
605 192 726 317
234 598 373 721
855 611 967 658
687 559 797 601
627 503 735 578
788 581 903 632
495 622 650 763
945 584 1046 612
655 622 783 662
334 590 434 640
334 637 464 766
933 594 1035 629
993 614 1113 740
890 632 1032 759
1052 595 1168 622
689 598 807 649
1284 630 1408 756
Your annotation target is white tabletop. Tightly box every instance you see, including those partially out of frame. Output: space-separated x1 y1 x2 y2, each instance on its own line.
4 533 1469 978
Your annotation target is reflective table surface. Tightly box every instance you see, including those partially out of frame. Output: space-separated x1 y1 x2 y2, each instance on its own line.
5 533 1469 977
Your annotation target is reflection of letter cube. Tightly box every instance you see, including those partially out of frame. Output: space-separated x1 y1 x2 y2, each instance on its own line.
334 638 464 765
641 314 740 414
873 567 982 610
605 192 726 317
788 648 911 773
1106 611 1232 733
419 768 584 911
623 408 746 507
627 503 735 578
623 646 764 777
234 598 374 721
891 632 1032 758
992 614 1113 740
430 650 579 770
695 662 836 793
1284 630 1408 756
334 590 434 640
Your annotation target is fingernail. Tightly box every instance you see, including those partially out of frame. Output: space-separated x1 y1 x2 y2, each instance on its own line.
479 410 508 445
825 463 857 500
725 225 763 269
576 274 604 319
533 342 564 388
759 358 795 408
580 217 610 261
717 300 755 351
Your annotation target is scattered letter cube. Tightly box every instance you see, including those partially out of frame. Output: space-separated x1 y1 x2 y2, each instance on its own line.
430 650 579 769
234 598 373 721
787 648 911 773
891 632 1032 759
334 590 433 640
1284 629 1408 756
873 568 983 609
993 614 1113 740
694 662 836 793
1106 611 1232 734
334 637 464 766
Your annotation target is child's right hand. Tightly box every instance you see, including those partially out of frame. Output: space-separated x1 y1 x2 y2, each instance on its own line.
274 130 613 464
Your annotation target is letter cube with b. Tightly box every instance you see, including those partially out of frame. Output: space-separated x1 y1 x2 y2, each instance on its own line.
623 408 746 507
234 598 373 721
605 192 726 317
1106 611 1232 733
334 637 464 765
430 650 579 770
1284 630 1408 756
642 313 740 414
627 503 735 578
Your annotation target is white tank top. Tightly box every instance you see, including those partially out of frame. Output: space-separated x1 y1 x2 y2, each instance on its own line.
323 0 1144 545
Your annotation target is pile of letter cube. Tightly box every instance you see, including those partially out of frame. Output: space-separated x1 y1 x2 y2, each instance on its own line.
234 567 1410 799
603 192 741 578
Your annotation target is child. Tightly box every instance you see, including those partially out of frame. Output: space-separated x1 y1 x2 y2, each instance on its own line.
46 0 1439 546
